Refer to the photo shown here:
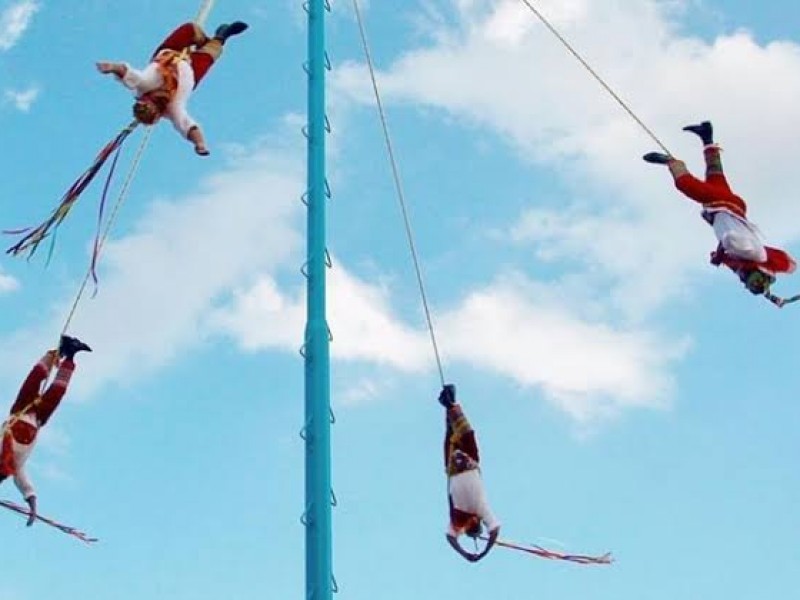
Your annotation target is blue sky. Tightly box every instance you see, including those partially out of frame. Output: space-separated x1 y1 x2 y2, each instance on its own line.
2 0 800 598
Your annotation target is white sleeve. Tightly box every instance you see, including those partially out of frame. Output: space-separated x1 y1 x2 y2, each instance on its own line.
13 464 35 501
119 62 163 95
165 62 198 137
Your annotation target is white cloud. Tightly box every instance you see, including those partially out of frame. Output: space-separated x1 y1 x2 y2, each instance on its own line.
336 377 385 407
332 0 800 316
0 140 304 398
212 265 686 422
437 275 688 422
210 263 431 371
0 270 19 294
0 0 39 51
4 86 39 111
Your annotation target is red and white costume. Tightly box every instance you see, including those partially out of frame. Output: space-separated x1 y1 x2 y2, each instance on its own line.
444 404 500 537
668 145 796 276
115 23 222 136
0 355 74 500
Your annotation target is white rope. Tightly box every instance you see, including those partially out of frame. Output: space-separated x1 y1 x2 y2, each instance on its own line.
194 0 215 28
517 0 671 155
352 0 447 386
60 126 153 337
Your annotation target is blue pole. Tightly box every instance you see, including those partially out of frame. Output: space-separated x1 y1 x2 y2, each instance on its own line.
304 0 332 599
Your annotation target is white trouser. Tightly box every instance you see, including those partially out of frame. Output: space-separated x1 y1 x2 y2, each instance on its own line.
711 211 767 263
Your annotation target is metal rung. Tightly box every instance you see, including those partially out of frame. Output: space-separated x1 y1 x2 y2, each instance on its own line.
329 407 336 424
325 178 332 198
324 115 331 133
327 324 333 342
301 262 309 278
300 191 309 206
299 344 307 358
302 61 310 75
331 574 338 594
300 511 308 526
301 125 310 139
299 426 308 440
324 52 332 71
324 249 332 268
303 1 331 13
330 489 338 507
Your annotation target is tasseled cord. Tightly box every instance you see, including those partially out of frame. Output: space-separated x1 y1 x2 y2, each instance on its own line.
482 535 613 565
4 121 138 271
0 499 98 544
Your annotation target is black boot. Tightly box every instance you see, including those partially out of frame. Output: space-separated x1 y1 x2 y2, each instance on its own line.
682 121 713 145
214 21 249 43
59 335 92 360
438 384 456 408
643 152 672 164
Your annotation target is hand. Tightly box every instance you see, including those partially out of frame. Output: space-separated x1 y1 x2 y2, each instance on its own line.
43 350 59 369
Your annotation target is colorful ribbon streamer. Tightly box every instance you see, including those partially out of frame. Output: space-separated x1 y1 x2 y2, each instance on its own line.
0 499 98 544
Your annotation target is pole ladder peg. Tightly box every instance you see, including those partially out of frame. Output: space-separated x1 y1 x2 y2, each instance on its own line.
330 489 338 507
300 510 309 526
329 407 336 424
302 1 311 14
299 344 308 357
326 324 333 342
324 115 332 133
324 178 332 199
301 191 310 206
301 125 311 140
324 0 332 12
324 52 332 71
302 61 311 75
324 249 332 268
331 575 338 594
301 262 310 278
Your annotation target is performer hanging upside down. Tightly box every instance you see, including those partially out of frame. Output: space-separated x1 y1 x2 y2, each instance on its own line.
643 121 796 305
440 384 501 562
0 336 91 526
96 20 249 156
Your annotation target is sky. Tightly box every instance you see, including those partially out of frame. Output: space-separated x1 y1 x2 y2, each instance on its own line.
1 0 800 598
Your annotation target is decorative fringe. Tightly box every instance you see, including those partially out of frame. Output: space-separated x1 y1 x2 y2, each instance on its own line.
0 499 98 544
485 536 613 565
4 121 139 261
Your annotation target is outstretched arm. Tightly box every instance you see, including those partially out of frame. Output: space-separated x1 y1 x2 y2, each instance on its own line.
474 527 500 561
446 534 481 562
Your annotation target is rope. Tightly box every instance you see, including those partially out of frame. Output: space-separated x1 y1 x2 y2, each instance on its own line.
194 0 215 27
60 126 153 337
352 0 447 386
4 122 139 260
516 0 671 155
0 499 98 544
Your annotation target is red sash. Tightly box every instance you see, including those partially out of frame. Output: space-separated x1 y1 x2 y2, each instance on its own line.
720 246 797 275
0 420 38 476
